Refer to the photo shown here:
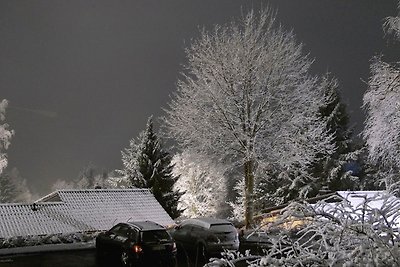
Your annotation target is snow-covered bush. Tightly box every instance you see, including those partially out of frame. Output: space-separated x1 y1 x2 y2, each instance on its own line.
172 151 227 218
228 178 246 221
0 232 99 249
252 192 400 266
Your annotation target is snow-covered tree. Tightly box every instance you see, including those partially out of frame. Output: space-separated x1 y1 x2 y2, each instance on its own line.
119 117 181 218
172 151 227 218
102 171 131 189
0 171 17 203
51 179 74 191
50 169 123 191
0 99 13 176
227 178 245 221
363 2 400 192
74 164 111 189
0 100 29 203
311 75 361 191
384 1 400 40
164 9 334 226
0 168 32 203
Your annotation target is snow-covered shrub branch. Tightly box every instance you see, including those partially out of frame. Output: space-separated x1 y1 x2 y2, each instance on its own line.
384 0 400 40
253 192 400 266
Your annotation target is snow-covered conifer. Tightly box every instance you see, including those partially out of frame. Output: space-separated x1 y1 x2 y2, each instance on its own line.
119 116 181 218
311 75 361 191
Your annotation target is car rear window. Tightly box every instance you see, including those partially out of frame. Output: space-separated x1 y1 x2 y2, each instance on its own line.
210 224 235 232
141 230 172 243
210 224 237 242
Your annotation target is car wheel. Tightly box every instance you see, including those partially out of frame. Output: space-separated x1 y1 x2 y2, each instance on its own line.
121 251 132 267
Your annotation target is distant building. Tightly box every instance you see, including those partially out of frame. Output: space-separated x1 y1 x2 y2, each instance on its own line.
0 189 174 238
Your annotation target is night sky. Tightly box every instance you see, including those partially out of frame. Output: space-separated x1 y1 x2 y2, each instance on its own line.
1 0 399 195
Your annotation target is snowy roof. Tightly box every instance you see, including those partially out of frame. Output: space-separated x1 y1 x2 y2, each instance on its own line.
313 190 400 227
336 191 397 207
0 189 174 238
321 191 399 211
257 191 399 219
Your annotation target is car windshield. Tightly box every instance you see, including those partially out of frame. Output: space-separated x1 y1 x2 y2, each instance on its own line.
141 230 171 243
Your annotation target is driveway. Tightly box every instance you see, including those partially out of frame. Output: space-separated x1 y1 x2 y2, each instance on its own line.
0 245 194 267
0 249 96 267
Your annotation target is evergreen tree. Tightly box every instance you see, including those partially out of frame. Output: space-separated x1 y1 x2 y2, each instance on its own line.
311 75 361 192
119 117 181 218
254 76 360 207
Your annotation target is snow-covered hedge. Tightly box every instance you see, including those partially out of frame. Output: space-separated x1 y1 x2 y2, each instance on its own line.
0 231 99 249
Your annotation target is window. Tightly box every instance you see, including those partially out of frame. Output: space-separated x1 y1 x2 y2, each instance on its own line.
129 229 139 241
210 224 234 232
141 230 171 243
110 225 121 234
116 225 130 237
178 224 193 234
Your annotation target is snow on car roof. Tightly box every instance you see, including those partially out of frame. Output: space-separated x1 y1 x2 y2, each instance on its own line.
126 220 165 231
0 189 174 238
180 217 233 229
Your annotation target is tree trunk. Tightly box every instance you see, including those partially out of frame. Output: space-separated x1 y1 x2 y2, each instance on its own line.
244 160 254 229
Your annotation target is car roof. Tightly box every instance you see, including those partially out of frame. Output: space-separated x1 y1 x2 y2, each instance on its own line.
180 218 233 229
125 220 166 231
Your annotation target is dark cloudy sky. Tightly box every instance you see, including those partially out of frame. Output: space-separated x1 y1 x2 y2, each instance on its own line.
1 0 399 195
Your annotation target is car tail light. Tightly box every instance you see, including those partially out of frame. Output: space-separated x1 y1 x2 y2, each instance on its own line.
132 244 143 253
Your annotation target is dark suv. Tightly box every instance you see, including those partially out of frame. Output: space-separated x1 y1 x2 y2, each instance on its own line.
171 218 239 260
96 221 177 267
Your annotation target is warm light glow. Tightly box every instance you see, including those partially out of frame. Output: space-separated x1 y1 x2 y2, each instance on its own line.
132 244 143 253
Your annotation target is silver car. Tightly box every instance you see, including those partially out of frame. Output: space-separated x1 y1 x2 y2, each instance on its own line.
171 218 239 260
